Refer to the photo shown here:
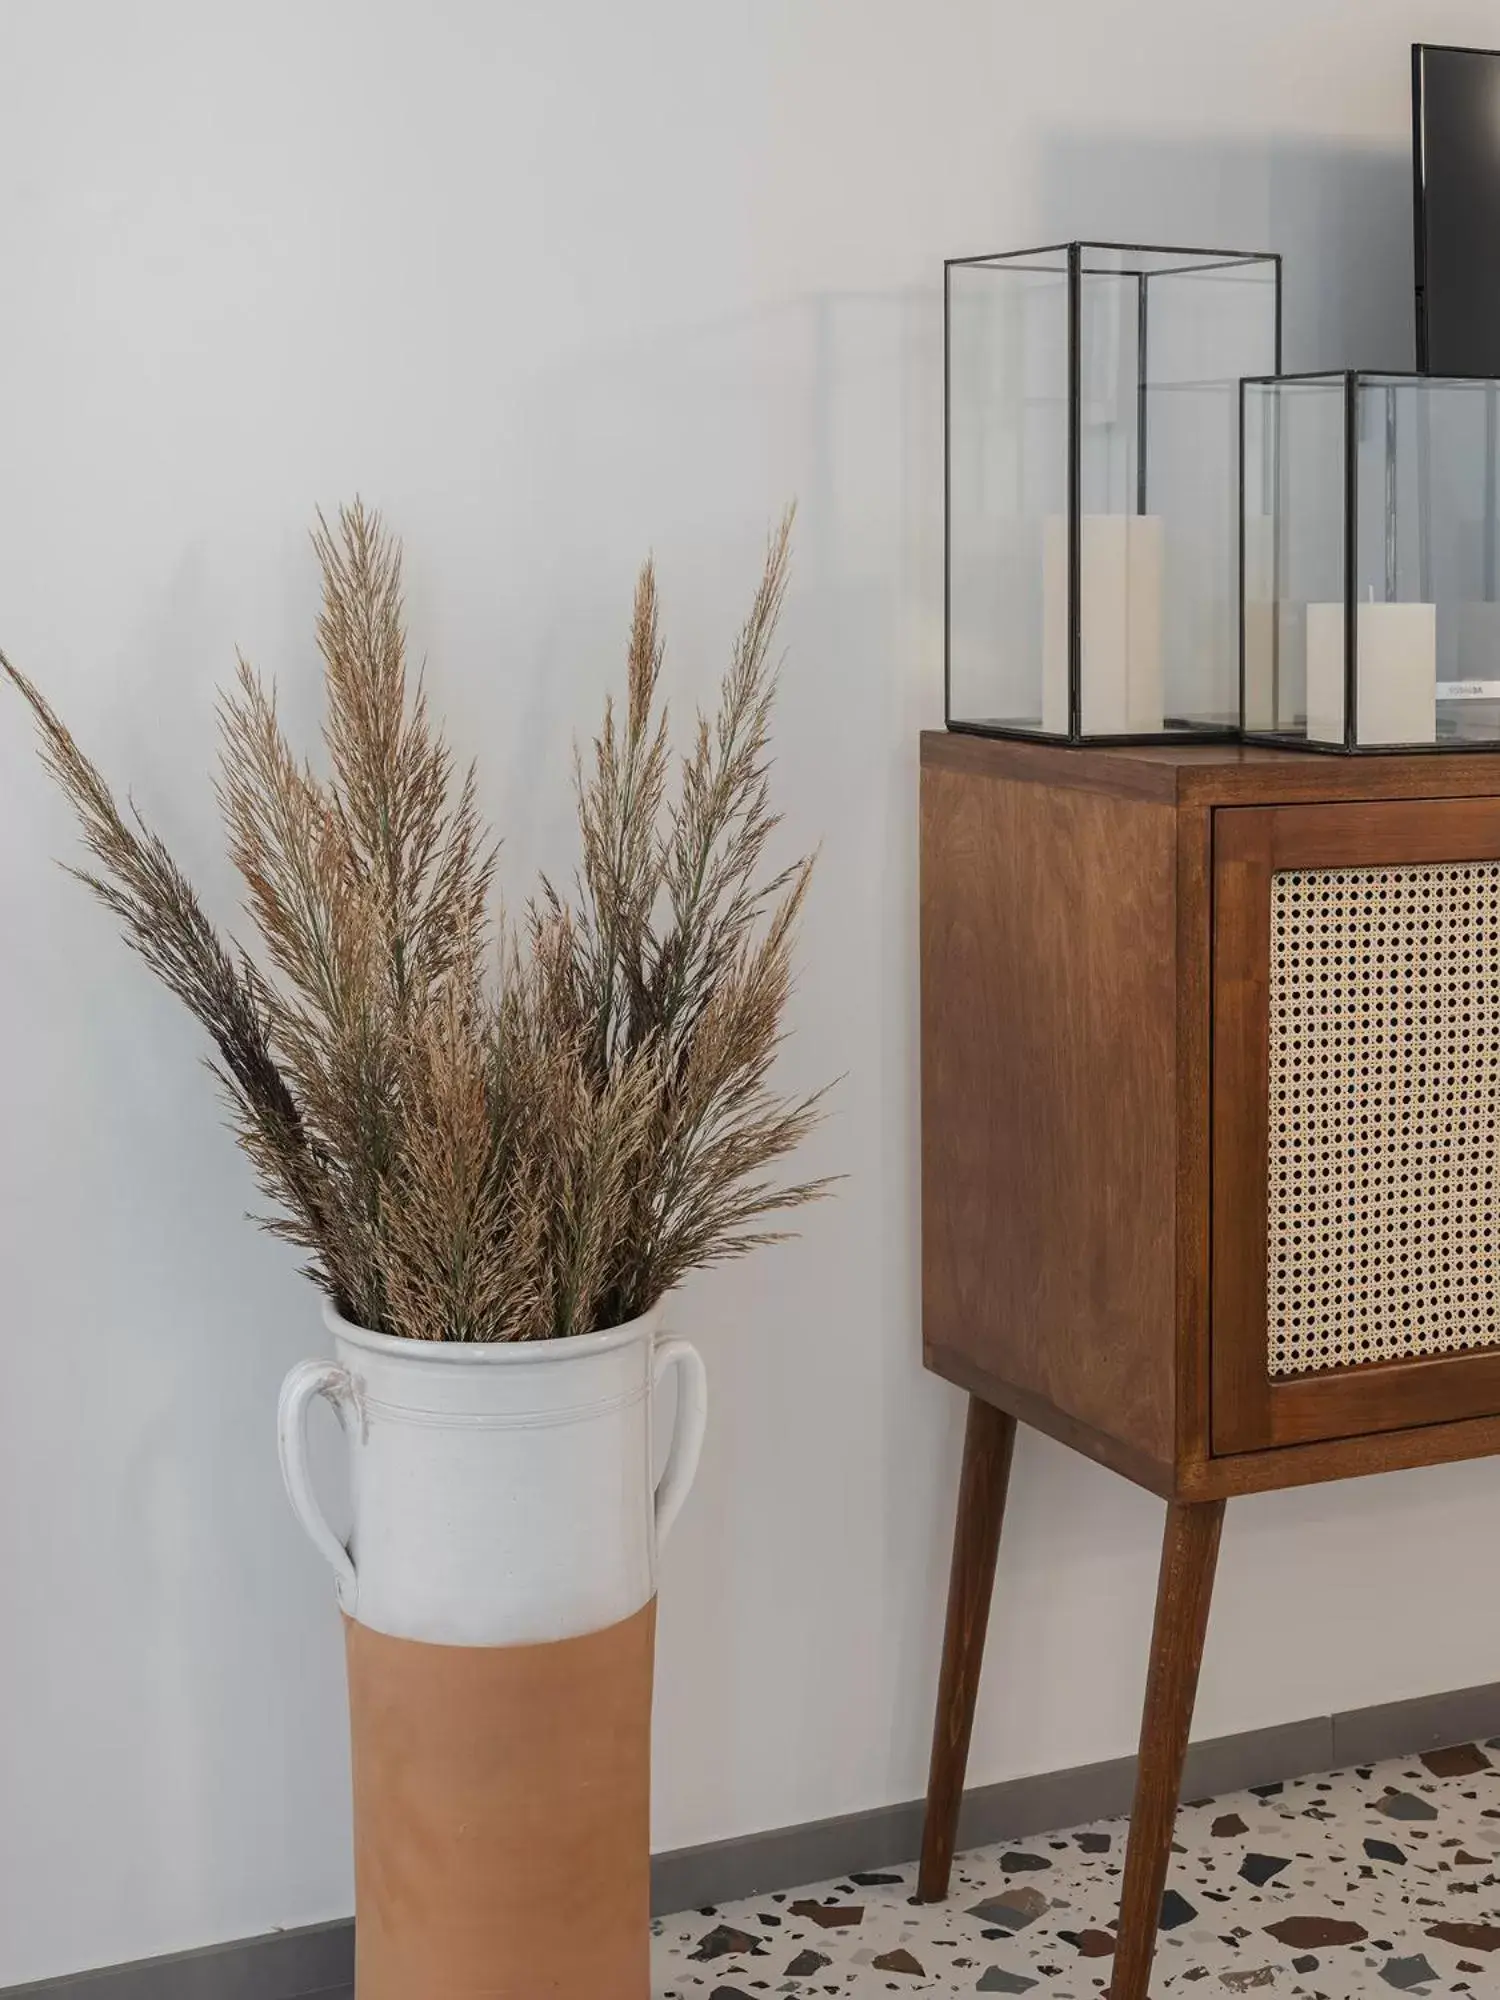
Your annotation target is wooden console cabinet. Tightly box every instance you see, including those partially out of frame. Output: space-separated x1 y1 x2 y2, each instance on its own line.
917 730 1500 1999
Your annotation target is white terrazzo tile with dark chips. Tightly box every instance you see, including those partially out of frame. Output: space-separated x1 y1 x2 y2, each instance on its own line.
653 1740 1500 1995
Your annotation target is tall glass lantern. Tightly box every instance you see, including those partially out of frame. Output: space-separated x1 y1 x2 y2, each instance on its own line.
1243 371 1500 752
946 241 1281 742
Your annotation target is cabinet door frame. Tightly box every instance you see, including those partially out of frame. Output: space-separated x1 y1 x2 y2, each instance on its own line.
1211 798 1500 1453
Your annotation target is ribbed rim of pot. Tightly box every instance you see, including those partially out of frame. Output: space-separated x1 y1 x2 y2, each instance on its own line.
322 1298 662 1363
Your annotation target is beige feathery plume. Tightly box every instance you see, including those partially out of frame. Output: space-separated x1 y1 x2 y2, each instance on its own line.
3 503 831 1338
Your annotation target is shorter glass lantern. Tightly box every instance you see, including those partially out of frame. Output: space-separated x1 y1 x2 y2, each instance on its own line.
1243 371 1500 752
947 240 1280 742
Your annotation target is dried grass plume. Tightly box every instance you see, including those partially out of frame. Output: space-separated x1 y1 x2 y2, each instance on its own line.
1 503 830 1339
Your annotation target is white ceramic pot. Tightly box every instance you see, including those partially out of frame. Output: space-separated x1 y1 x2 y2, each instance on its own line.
275 1300 709 1999
277 1300 708 1645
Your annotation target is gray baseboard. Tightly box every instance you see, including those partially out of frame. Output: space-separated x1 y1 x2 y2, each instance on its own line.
648 1715 1334 1914
8 1678 1498 1999
0 1921 355 1999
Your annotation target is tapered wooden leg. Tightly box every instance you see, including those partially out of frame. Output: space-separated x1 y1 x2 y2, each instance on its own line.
916 1396 1017 1902
1110 1498 1225 2000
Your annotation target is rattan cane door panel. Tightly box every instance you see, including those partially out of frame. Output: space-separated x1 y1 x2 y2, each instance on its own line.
1212 801 1500 1453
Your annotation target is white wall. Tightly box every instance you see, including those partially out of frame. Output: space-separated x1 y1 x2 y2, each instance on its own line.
1 0 1498 1982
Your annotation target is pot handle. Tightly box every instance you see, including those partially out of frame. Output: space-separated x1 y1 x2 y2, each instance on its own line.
653 1335 708 1552
277 1360 358 1612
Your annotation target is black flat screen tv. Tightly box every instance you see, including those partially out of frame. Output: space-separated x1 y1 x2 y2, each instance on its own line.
1414 43 1500 375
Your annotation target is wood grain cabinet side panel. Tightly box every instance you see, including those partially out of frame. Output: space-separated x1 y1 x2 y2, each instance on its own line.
920 761 1179 1475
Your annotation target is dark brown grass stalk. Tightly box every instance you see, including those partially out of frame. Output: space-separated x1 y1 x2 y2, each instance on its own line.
2 502 831 1339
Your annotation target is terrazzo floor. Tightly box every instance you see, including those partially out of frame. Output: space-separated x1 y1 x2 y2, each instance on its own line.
652 1740 1500 1996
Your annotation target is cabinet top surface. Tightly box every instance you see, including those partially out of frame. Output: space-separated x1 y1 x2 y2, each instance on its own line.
921 730 1500 808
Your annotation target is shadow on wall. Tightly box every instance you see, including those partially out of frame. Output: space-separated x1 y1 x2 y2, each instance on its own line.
419 276 958 1844
1035 131 1415 371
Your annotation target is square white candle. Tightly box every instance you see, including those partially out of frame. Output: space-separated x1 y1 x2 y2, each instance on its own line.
1305 601 1437 747
1042 514 1164 735
1241 514 1277 730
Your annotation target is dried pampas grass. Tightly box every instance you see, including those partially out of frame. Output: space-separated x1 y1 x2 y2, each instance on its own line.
2 502 830 1339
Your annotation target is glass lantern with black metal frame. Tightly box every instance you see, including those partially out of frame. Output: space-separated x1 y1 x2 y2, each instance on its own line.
1242 369 1500 753
946 240 1281 745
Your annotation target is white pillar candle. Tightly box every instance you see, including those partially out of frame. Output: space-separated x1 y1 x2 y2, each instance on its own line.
1042 514 1164 735
1241 513 1277 730
1305 601 1437 747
